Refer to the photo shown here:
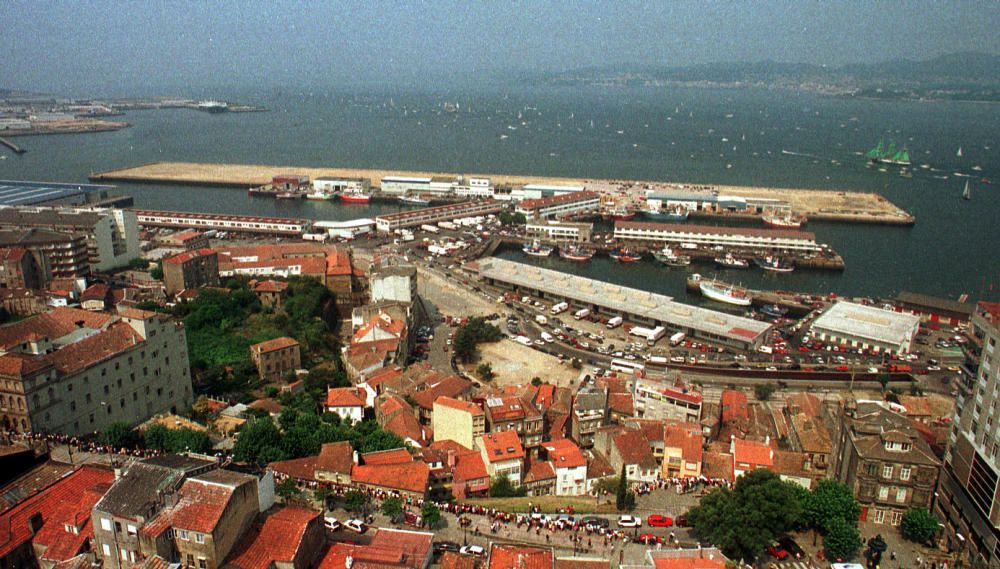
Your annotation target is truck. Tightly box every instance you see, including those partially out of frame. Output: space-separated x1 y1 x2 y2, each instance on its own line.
606 316 623 329
573 308 591 320
438 221 458 230
669 332 686 346
515 335 533 346
551 302 569 315
535 314 548 326
541 332 554 343
420 224 440 234
302 232 328 242
629 325 666 343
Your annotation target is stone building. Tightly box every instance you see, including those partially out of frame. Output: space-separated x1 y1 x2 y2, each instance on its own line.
162 248 219 296
0 247 48 289
249 337 301 382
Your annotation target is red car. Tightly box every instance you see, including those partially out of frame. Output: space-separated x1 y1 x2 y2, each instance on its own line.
767 543 790 559
637 534 663 545
646 515 673 527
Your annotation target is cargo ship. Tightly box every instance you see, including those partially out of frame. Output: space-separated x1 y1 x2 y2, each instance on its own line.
698 277 752 306
866 139 911 166
608 247 642 262
558 245 593 261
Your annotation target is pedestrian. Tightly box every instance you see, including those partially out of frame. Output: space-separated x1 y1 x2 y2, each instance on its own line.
890 551 896 561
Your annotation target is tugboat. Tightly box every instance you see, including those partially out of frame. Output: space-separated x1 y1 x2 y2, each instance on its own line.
558 245 593 261
340 190 371 204
714 253 750 269
522 240 554 257
754 255 795 273
653 245 691 267
698 277 752 306
608 247 642 263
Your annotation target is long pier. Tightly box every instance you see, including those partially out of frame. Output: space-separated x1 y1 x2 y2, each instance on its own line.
89 161 916 226
0 138 26 154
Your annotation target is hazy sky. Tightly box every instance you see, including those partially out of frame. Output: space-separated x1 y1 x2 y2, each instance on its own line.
3 1 999 95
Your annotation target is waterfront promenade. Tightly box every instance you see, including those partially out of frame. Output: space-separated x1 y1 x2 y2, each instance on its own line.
91 161 914 224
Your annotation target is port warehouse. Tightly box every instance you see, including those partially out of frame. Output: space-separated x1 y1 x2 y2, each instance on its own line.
314 176 369 193
134 210 309 235
380 175 491 196
515 191 601 219
644 189 792 214
613 221 825 253
525 219 593 243
475 256 771 351
808 300 922 354
0 180 116 207
375 200 504 232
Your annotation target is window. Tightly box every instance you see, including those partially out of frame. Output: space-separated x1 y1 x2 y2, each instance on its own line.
127 523 137 536
896 488 907 503
900 466 912 481
179 529 189 540
195 532 205 544
865 462 878 476
198 559 207 569
890 511 904 526
878 486 889 500
873 509 885 524
882 464 893 479
102 544 111 557
100 517 112 532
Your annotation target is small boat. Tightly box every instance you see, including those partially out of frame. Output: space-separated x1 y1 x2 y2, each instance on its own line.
754 255 795 273
603 206 636 221
559 245 593 261
699 278 752 306
653 246 691 267
643 205 689 221
399 194 431 206
957 146 963 157
276 192 302 200
608 248 642 263
340 192 371 204
760 304 789 318
304 191 335 200
963 180 971 201
714 253 750 269
522 240 554 257
762 211 805 229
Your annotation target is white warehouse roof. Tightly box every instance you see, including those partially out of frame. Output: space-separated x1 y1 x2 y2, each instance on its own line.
811 300 921 347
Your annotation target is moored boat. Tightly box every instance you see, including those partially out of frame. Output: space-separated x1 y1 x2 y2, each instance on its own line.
608 247 642 262
305 190 336 201
602 206 637 221
340 192 371 204
754 255 795 273
642 205 689 221
558 245 593 261
699 278 752 306
522 240 554 257
276 192 302 200
760 304 789 318
762 212 805 229
714 253 750 269
652 246 691 267
399 194 431 206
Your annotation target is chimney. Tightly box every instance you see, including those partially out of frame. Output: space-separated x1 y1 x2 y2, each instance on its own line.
345 556 353 569
352 450 359 465
729 434 735 454
765 435 770 446
27 513 43 535
447 450 456 468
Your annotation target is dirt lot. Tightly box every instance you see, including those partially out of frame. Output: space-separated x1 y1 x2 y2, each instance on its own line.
416 266 495 318
468 340 582 389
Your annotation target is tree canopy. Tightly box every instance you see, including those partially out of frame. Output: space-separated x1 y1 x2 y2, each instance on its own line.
453 317 503 362
901 507 939 544
490 474 527 497
144 424 212 454
421 502 441 528
101 422 140 448
823 516 862 561
805 479 862 533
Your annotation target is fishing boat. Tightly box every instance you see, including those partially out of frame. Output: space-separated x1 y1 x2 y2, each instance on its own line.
399 194 430 206
866 139 911 166
714 253 750 269
522 240 554 257
699 278 752 306
305 190 336 201
642 205 689 221
760 304 789 318
340 191 371 204
963 180 971 201
761 212 804 229
754 255 795 273
558 245 593 261
602 206 636 221
653 246 691 267
608 248 642 263
276 192 302 200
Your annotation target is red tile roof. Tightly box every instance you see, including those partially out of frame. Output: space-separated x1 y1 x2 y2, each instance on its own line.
351 462 429 494
319 526 434 569
352 312 407 344
316 441 354 475
252 336 299 354
385 412 426 446
45 321 143 375
484 395 537 422
479 431 525 463
732 438 774 469
434 396 484 416
225 506 320 569
361 448 413 466
0 352 53 377
613 429 656 469
326 386 366 408
720 390 749 424
536 385 555 409
365 366 404 389
0 307 111 349
784 392 822 417
379 395 410 418
411 376 472 411
268 456 319 482
439 552 478 569
518 191 599 210
488 544 554 569
162 248 216 265
166 477 239 534
80 283 110 302
652 557 726 569
524 460 556 483
608 392 634 416
451 452 489 484
0 465 114 561
541 438 586 469
663 425 703 465
252 280 288 293
554 558 610 569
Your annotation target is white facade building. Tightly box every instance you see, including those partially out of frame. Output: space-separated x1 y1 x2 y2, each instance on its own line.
614 221 824 252
810 301 922 354
524 220 593 243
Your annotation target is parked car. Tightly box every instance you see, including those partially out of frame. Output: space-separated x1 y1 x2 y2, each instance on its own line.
675 515 688 527
766 542 789 560
344 519 368 534
646 514 673 527
617 515 642 528
323 516 341 531
460 545 486 556
637 533 663 545
433 541 461 554
777 536 805 559
582 517 609 531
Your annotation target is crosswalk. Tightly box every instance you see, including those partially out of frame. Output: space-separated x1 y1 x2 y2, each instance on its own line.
782 562 813 569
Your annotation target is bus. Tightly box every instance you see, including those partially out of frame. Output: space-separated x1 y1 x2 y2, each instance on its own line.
610 358 645 375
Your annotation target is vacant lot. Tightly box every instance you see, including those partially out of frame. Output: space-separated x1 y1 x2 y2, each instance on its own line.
468 340 581 388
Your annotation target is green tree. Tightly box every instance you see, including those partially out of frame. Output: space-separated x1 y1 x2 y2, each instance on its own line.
167 428 212 454
344 490 369 514
421 501 441 528
490 475 526 497
128 257 150 270
900 508 940 544
276 478 299 499
805 479 861 533
687 469 805 561
615 465 635 511
453 318 503 363
531 377 542 386
823 516 862 561
150 261 163 280
101 422 140 448
476 363 494 381
232 417 283 465
314 486 332 506
144 424 171 450
754 383 776 401
381 497 404 522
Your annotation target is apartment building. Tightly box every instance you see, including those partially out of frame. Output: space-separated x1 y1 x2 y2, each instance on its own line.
162 248 219 296
249 337 301 382
483 395 544 455
432 396 485 451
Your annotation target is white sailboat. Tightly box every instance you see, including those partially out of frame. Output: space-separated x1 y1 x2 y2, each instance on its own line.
957 147 963 157
963 180 971 201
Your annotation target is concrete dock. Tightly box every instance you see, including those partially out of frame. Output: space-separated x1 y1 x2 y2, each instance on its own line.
89 161 915 225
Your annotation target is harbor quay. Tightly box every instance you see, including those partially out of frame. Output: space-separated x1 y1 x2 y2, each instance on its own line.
89 161 915 225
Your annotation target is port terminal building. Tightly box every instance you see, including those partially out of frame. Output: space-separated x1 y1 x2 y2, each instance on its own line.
135 210 309 236
380 175 491 197
809 300 922 354
614 221 824 253
474 257 771 351
374 200 503 232
314 177 370 193
515 191 600 219
524 219 593 243
644 189 792 215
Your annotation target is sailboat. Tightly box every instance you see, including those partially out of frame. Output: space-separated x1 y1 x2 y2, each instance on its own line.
866 139 911 166
963 180 971 201
957 147 963 158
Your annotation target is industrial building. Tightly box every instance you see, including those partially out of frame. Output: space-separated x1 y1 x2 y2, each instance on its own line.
313 176 369 193
0 180 118 207
514 183 587 201
615 221 824 252
374 200 503 232
892 291 974 326
0 206 140 272
515 191 600 219
135 210 309 236
313 218 375 239
644 189 791 215
475 257 771 350
380 175 462 196
809 301 922 354
524 219 593 242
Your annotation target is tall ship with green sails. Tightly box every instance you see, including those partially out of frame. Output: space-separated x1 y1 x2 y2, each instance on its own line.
866 139 911 166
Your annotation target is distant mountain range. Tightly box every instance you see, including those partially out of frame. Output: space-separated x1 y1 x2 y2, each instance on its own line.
539 52 1000 102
